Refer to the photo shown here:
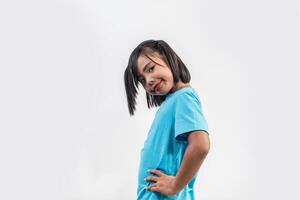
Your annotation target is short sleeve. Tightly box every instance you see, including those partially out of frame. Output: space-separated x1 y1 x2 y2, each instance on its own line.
174 92 209 141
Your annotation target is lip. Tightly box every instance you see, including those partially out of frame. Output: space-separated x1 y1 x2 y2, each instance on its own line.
154 80 163 92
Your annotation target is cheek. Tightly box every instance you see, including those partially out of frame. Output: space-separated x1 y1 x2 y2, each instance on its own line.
161 74 173 89
165 71 174 82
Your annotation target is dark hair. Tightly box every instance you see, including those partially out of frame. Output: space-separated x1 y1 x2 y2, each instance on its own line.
124 39 191 116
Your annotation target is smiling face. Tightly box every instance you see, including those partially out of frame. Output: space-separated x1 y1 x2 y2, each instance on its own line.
136 50 191 96
136 51 175 96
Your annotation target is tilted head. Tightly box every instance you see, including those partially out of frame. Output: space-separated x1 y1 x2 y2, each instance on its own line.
124 39 191 116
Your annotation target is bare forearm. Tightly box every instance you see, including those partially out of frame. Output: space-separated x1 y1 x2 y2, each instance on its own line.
173 144 209 193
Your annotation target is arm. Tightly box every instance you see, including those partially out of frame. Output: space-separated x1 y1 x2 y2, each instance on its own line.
173 130 210 193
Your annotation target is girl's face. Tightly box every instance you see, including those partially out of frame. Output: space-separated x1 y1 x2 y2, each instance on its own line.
137 51 175 96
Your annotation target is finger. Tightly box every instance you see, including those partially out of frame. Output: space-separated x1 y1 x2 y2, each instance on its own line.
147 183 158 191
149 185 160 192
145 176 159 182
149 169 165 177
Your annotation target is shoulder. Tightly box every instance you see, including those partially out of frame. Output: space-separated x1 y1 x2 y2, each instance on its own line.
174 88 202 106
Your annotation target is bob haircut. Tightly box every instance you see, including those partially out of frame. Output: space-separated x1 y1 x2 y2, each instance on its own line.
124 39 191 116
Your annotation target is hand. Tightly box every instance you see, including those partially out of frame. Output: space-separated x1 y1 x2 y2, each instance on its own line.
145 169 179 196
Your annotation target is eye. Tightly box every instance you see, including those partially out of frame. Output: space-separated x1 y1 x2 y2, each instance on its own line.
148 66 155 72
139 78 145 84
138 66 154 84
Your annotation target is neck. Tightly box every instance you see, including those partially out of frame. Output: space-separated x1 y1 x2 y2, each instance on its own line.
169 81 191 94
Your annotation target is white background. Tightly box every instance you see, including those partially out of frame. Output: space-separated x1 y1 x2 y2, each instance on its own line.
0 0 299 199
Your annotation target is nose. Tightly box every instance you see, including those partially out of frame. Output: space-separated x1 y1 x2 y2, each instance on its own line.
145 77 155 89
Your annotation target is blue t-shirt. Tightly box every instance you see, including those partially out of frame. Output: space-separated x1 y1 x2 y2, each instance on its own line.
137 87 209 199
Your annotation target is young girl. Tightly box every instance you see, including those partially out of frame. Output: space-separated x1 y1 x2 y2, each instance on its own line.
124 39 210 199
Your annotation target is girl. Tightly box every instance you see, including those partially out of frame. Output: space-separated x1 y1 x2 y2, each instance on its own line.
124 39 210 199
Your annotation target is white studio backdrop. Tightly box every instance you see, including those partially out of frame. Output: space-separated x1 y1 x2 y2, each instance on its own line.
0 0 299 199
